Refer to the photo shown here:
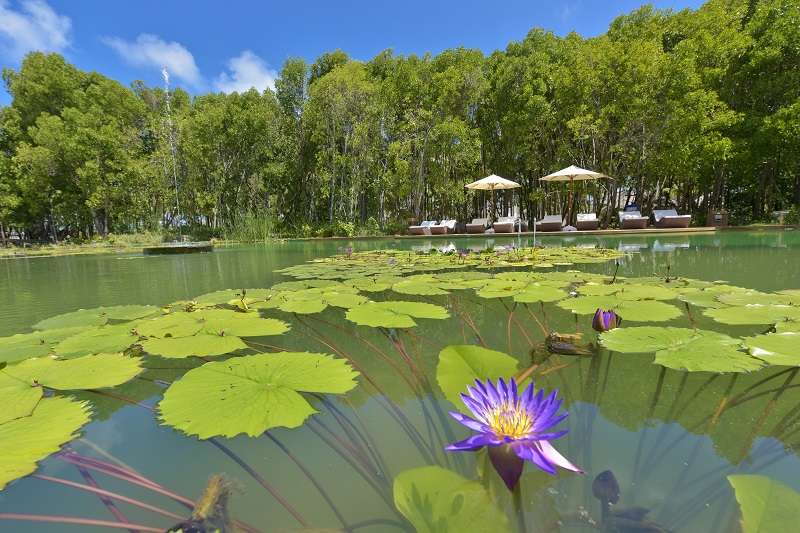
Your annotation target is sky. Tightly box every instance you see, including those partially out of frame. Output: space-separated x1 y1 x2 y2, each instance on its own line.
0 0 705 104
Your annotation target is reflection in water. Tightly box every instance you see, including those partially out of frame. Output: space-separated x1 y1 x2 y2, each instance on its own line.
1 230 800 531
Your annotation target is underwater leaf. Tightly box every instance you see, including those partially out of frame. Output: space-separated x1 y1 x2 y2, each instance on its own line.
33 309 108 330
95 305 160 321
4 353 142 390
654 338 765 373
141 334 247 358
728 475 800 533
393 466 511 533
158 352 358 438
743 333 800 366
0 372 42 424
437 345 519 408
53 324 139 358
137 312 203 338
0 396 92 490
704 305 800 325
196 309 290 337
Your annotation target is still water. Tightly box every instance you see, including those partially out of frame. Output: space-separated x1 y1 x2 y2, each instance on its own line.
1 229 799 532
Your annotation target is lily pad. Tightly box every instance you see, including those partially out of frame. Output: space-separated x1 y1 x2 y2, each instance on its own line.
654 338 765 373
194 289 273 306
743 333 800 366
512 284 567 303
0 396 92 490
558 297 682 322
0 333 52 363
704 305 800 325
3 353 143 390
158 352 358 438
141 334 247 358
136 312 203 338
33 309 108 330
0 372 42 424
278 298 328 314
95 305 160 321
196 309 290 337
717 291 795 307
436 345 520 407
600 327 734 353
728 475 800 533
393 466 510 533
346 301 449 328
54 324 140 358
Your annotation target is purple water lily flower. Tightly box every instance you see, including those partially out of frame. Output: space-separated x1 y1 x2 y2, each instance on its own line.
446 377 582 490
592 308 621 332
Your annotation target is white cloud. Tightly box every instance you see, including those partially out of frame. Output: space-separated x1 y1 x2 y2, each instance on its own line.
0 0 71 58
214 50 277 94
103 33 201 86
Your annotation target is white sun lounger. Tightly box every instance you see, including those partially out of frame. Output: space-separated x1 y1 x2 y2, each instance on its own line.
653 209 691 228
618 211 649 229
408 220 436 235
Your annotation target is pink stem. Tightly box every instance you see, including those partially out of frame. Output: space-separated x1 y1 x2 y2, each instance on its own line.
0 513 164 532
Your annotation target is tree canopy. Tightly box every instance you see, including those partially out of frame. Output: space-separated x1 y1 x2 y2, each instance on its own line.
0 0 798 241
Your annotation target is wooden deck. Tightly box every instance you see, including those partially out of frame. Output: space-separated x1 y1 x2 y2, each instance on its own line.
393 226 718 239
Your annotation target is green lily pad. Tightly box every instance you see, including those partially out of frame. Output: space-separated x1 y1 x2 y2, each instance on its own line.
775 321 800 333
392 279 449 296
678 288 730 309
578 284 619 296
654 338 765 373
141 334 248 358
600 327 732 353
158 352 358 438
0 333 52 363
512 284 567 303
196 309 290 337
53 324 140 358
33 309 108 330
0 372 42 424
278 299 328 314
346 301 449 328
194 288 273 305
717 291 796 307
0 396 92 490
393 466 511 533
322 292 369 308
436 345 520 408
95 305 160 321
558 297 682 322
728 475 800 533
704 305 800 325
4 353 143 390
615 284 678 301
136 312 203 338
744 333 800 366
475 279 527 299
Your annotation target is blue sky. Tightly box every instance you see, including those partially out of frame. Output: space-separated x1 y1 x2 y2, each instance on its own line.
0 0 705 104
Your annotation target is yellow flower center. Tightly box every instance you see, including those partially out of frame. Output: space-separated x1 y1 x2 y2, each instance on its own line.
486 403 533 440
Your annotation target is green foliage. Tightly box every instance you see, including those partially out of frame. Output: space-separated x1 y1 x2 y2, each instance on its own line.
728 475 800 533
436 345 520 407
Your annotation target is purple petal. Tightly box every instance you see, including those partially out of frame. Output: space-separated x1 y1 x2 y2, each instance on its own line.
446 433 499 452
497 377 509 404
514 441 556 475
535 440 583 473
535 412 568 432
489 444 525 491
509 378 519 406
484 379 501 405
448 411 489 433
532 429 568 441
460 393 488 418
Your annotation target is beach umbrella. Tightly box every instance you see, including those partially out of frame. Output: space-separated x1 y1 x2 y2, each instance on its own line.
539 165 610 225
465 174 521 222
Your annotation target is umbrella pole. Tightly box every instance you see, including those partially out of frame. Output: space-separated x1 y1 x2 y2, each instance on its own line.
568 178 575 227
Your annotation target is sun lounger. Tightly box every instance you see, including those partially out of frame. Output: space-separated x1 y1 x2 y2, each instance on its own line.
576 213 599 230
492 216 519 233
429 219 457 234
466 218 489 234
535 215 563 232
653 209 691 228
408 220 436 235
618 211 649 229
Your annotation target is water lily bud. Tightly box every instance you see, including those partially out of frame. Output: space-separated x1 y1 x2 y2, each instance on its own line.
592 308 621 332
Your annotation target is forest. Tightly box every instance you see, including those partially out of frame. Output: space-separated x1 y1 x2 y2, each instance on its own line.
0 0 798 241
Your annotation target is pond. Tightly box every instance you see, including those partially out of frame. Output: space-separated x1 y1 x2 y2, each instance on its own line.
1 229 800 532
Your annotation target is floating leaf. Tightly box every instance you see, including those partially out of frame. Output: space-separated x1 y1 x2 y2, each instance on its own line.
0 396 92 490
0 372 42 424
346 301 449 328
615 284 678 301
4 353 142 390
654 338 764 373
33 309 108 330
278 299 328 314
600 327 733 353
196 309 290 337
393 279 449 296
728 475 800 533
775 321 800 333
141 334 247 358
704 305 800 325
436 345 519 407
512 284 567 303
744 333 800 366
717 291 796 307
54 324 139 358
158 352 358 438
194 289 272 305
393 466 511 533
475 279 527 299
137 312 203 338
0 333 52 363
95 305 160 321
559 297 682 322
322 292 369 308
